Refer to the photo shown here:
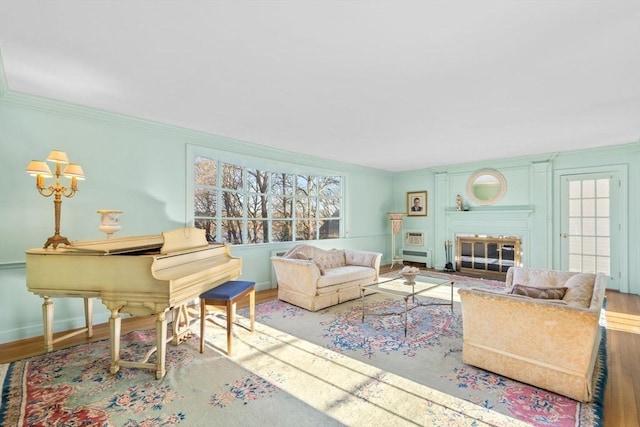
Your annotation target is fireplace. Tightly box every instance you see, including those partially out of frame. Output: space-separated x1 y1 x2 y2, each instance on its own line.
456 235 521 277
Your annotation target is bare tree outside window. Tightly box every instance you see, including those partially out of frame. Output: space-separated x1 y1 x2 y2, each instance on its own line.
194 157 218 242
247 170 269 244
193 156 342 245
271 173 294 242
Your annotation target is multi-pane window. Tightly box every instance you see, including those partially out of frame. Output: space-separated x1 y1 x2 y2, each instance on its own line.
193 156 343 245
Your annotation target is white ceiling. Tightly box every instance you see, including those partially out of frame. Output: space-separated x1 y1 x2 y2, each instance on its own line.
1 0 639 171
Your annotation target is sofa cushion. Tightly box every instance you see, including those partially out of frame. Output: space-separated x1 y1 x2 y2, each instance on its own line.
314 249 346 270
511 284 567 299
563 273 596 308
317 266 374 288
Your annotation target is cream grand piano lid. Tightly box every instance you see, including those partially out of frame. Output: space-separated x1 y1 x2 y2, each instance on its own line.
65 234 164 254
27 227 211 255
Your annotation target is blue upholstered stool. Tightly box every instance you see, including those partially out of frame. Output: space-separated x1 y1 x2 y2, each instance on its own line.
199 280 255 356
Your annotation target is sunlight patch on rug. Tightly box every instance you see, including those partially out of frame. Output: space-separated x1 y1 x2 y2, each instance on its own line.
221 315 529 426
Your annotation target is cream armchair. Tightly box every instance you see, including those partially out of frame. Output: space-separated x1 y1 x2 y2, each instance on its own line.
458 266 607 402
271 244 381 311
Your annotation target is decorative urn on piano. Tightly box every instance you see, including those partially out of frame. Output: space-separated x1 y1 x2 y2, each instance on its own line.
97 210 122 238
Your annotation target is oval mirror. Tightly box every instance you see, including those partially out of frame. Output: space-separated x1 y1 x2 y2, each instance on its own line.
466 169 506 205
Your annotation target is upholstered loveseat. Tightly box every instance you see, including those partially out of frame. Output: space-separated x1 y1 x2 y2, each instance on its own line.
271 244 381 311
458 266 607 402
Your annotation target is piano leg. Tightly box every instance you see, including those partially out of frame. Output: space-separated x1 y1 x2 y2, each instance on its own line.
109 309 121 375
105 307 167 379
84 297 94 338
156 311 167 380
40 296 95 352
42 297 54 352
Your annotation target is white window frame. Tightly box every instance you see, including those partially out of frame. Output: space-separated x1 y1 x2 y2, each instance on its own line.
186 144 345 245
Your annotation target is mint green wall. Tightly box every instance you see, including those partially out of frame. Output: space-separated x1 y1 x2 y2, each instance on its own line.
1 89 638 345
0 92 392 344
393 143 639 295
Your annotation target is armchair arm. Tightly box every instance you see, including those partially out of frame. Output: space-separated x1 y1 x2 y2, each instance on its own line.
271 256 322 296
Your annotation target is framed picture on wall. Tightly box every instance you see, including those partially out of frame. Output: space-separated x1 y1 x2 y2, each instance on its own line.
407 191 427 216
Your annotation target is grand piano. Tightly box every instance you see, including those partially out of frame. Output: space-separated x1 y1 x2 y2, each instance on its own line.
26 227 242 379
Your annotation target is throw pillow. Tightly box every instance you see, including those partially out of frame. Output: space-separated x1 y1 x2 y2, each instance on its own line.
563 273 595 308
294 252 324 275
510 284 568 299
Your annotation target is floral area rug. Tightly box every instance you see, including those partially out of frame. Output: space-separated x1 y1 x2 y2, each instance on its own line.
1 307 524 426
0 274 606 426
238 274 607 427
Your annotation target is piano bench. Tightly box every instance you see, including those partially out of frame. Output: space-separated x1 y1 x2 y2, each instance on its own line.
199 280 255 356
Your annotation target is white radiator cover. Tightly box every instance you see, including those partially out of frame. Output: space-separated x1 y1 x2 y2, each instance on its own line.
402 249 432 267
402 230 432 267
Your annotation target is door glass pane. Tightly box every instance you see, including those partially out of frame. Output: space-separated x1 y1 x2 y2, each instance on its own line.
596 218 609 236
582 199 595 216
582 256 596 273
582 237 596 255
596 179 609 197
597 257 610 274
582 218 595 236
597 237 610 256
569 218 582 234
569 181 581 197
569 199 581 216
569 236 581 253
596 198 609 216
582 180 595 198
569 254 581 271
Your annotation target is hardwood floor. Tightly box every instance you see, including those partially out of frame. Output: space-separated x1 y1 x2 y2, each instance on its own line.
603 289 640 427
1 274 638 427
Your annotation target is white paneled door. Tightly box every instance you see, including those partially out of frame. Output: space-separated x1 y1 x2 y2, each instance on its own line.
560 173 619 290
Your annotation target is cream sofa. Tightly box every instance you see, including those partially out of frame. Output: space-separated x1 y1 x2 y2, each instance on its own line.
458 266 607 402
271 244 381 311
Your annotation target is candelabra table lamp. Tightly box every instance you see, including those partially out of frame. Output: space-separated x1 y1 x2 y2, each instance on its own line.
26 150 85 249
